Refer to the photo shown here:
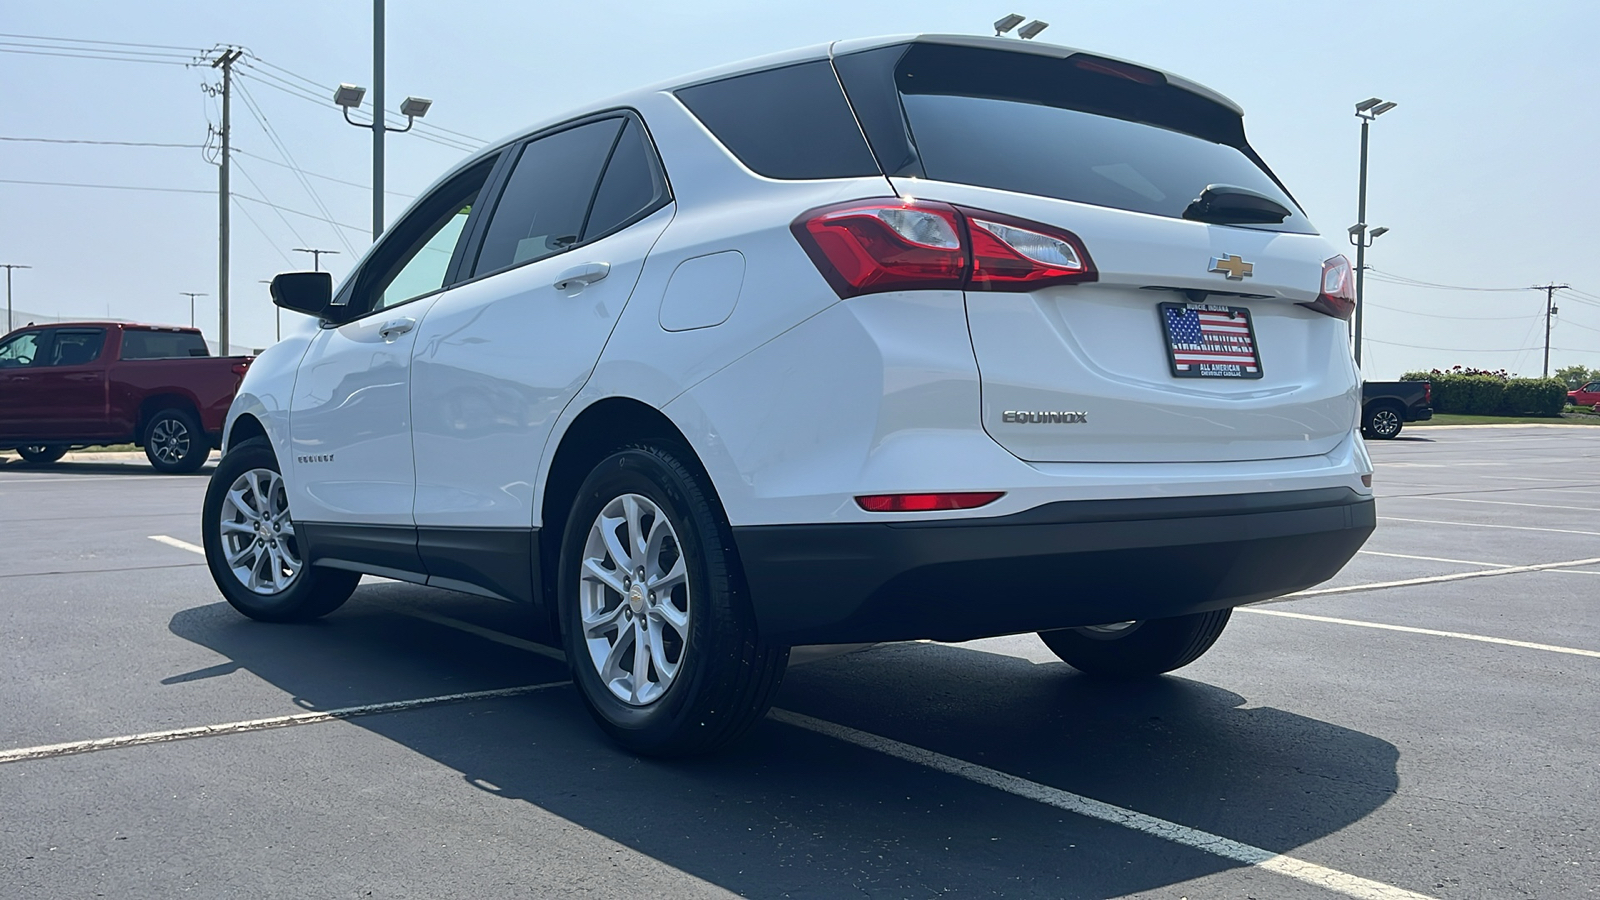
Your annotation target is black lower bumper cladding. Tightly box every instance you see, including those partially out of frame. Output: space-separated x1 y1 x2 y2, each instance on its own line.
734 487 1375 645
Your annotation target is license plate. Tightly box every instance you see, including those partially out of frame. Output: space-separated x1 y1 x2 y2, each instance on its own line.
1158 302 1263 379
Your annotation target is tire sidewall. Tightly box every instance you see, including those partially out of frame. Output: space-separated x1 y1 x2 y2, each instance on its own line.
557 447 727 744
1365 405 1402 439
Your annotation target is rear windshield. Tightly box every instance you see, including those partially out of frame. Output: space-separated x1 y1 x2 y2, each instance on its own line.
836 43 1313 234
121 329 209 359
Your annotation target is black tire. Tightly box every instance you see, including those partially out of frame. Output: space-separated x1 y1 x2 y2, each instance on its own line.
557 443 788 757
144 407 210 473
16 445 68 465
202 437 358 622
1038 609 1232 677
1362 403 1404 440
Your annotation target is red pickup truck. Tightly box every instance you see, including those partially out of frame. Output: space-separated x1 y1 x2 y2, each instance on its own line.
0 322 251 473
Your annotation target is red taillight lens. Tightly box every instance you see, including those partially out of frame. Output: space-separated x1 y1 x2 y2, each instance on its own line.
231 362 250 376
1301 255 1356 320
855 491 1004 512
792 199 1096 299
791 200 965 298
967 214 1095 290
1424 382 1431 405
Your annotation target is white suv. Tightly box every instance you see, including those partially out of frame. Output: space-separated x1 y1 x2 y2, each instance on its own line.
203 35 1375 756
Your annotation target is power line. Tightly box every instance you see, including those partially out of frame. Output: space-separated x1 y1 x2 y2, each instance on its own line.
233 79 358 254
1365 337 1541 353
0 32 203 52
230 195 297 267
0 135 204 148
233 147 415 199
1363 302 1540 322
0 177 211 194
0 47 190 66
1366 268 1531 292
233 194 366 234
231 157 311 247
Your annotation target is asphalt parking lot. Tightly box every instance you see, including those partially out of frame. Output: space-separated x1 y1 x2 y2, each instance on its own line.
2 428 1596 899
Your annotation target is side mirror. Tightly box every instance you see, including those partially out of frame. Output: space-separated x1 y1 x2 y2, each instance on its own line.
270 272 334 319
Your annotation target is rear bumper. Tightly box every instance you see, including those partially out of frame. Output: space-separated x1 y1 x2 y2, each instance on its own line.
1409 406 1433 422
733 487 1374 645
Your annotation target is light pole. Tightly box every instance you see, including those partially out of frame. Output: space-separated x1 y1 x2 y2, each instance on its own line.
2 263 31 333
332 1 433 241
180 292 208 328
1349 97 1396 368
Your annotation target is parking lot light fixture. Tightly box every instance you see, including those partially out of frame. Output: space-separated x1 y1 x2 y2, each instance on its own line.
333 83 367 111
993 14 1025 35
1350 96 1397 367
1018 20 1049 39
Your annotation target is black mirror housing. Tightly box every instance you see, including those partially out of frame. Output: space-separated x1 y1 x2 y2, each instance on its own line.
270 272 335 319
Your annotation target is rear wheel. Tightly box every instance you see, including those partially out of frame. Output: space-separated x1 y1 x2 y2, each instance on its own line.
1038 609 1232 677
557 444 788 757
145 407 210 473
1363 404 1404 439
202 437 358 622
16 445 68 465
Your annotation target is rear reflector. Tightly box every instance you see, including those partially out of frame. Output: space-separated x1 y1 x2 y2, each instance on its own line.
856 491 1004 512
231 362 250 376
1300 255 1356 320
793 199 1095 299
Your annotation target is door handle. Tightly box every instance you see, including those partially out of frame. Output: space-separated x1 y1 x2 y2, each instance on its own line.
378 317 416 341
553 262 610 291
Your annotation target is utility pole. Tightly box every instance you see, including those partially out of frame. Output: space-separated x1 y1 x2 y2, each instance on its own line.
292 248 340 272
1535 283 1570 378
2 263 31 333
212 48 243 356
180 292 208 328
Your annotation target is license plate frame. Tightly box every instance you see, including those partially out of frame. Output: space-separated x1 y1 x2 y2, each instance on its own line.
1158 301 1264 380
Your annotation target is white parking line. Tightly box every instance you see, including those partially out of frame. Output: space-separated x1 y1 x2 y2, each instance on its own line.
1357 550 1508 568
1378 516 1600 538
149 534 205 554
1239 608 1600 659
1401 496 1600 513
770 709 1437 900
0 682 570 765
1283 555 1600 599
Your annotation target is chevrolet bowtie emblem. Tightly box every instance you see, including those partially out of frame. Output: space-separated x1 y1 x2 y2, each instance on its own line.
1209 255 1254 280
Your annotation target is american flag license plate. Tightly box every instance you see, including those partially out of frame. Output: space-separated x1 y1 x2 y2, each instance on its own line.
1158 302 1263 379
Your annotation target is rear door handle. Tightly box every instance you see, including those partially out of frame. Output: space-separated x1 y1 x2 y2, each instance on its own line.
553 262 610 291
378 317 416 341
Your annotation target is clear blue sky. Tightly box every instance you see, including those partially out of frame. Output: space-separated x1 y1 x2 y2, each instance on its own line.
3 0 1597 377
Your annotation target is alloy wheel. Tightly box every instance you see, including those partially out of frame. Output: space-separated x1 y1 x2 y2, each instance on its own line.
218 467 301 595
1371 409 1401 438
150 417 191 464
578 493 691 706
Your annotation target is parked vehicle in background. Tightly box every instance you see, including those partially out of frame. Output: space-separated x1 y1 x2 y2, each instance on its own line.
1362 381 1432 439
204 34 1375 756
1567 381 1600 408
0 322 251 472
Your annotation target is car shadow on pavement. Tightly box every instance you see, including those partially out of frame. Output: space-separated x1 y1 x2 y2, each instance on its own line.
167 585 1401 898
0 460 215 476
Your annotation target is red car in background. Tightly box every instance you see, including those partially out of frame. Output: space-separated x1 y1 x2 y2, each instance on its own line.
0 322 251 473
1568 382 1600 408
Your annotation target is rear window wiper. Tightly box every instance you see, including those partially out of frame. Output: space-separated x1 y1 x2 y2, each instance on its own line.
1183 184 1291 225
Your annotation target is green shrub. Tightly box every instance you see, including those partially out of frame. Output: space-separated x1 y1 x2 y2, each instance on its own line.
1499 377 1568 417
1418 374 1505 415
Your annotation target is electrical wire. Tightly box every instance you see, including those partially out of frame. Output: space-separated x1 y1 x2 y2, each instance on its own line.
0 47 190 66
231 157 311 247
230 195 297 267
233 79 358 254
233 148 415 199
234 69 479 154
0 135 204 148
0 177 211 194
1365 337 1541 353
239 55 487 145
1366 268 1533 292
233 194 366 234
1362 302 1539 322
0 32 202 52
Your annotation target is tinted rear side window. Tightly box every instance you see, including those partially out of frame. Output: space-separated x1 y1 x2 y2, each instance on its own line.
474 119 623 276
121 330 209 359
837 43 1312 233
676 61 880 180
583 119 668 241
45 329 106 366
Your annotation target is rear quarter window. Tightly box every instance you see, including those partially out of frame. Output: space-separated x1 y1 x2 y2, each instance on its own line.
675 61 881 180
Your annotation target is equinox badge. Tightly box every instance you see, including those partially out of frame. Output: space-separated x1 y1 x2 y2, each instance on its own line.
1003 410 1088 424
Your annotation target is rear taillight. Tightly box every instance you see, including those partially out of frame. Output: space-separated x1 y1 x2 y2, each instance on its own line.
1424 382 1431 405
231 362 250 377
856 491 1004 512
792 199 1096 299
1301 255 1356 320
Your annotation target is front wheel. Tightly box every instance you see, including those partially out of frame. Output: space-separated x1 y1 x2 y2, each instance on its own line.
202 437 358 622
1039 609 1232 677
557 444 788 757
145 407 210 473
16 445 68 465
1363 404 1404 440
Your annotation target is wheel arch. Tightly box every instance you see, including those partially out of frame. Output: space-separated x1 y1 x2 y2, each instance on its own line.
136 392 202 445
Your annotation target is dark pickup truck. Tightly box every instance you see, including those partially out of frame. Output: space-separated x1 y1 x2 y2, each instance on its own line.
0 322 251 472
1362 380 1432 439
